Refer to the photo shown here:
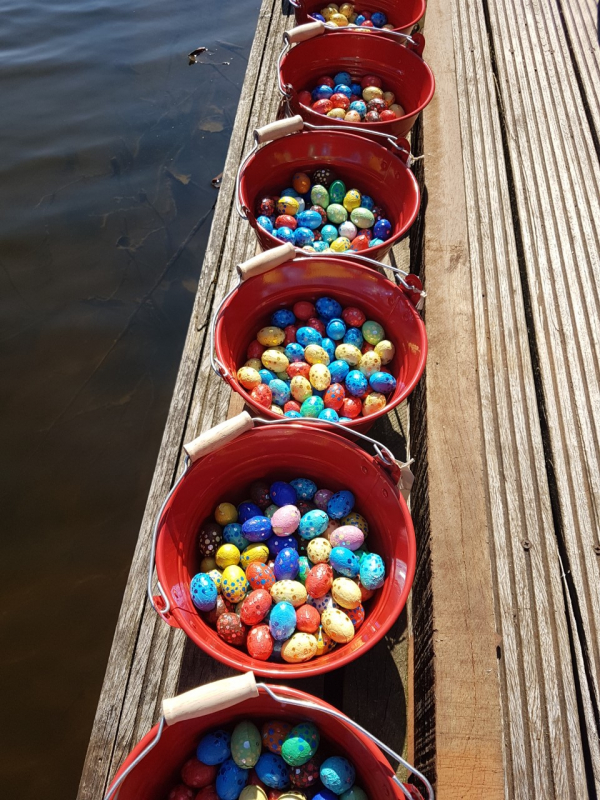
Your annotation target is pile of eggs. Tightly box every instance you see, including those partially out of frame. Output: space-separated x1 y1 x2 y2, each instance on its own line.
299 72 405 123
311 3 393 28
237 296 396 421
190 477 387 664
166 718 369 800
256 169 393 253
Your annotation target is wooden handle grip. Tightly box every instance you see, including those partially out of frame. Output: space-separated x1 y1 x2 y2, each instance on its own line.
237 243 296 280
183 412 254 463
254 115 304 144
163 673 259 726
284 21 325 44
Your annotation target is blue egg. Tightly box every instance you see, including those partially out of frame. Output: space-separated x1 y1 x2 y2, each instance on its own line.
345 370 368 397
312 12 326 21
329 546 360 577
266 533 299 557
300 396 325 418
334 71 352 87
298 509 329 539
326 318 346 341
321 224 339 244
269 378 291 405
257 215 273 233
371 10 387 26
319 408 340 422
338 416 352 422
321 337 336 362
270 480 297 506
238 501 263 523
343 327 363 348
217 758 248 800
270 639 284 661
275 226 295 243
296 326 323 347
350 82 362 96
313 240 329 252
369 371 397 394
361 194 375 210
223 523 249 551
354 14 366 24
369 238 385 248
315 297 342 321
274 547 300 581
312 84 334 101
259 368 277 384
320 756 356 795
328 359 350 383
190 573 218 611
373 218 392 240
284 410 302 418
333 83 352 98
255 753 290 789
290 478 317 499
280 187 299 198
294 227 314 247
197 729 231 765
285 342 305 363
360 552 386 589
242 516 272 542
349 100 367 118
272 308 296 328
297 209 323 230
327 489 355 519
268 601 297 642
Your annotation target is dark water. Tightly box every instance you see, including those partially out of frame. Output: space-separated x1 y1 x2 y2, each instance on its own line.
0 0 259 795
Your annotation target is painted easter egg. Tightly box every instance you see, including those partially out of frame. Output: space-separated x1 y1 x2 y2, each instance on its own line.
320 758 355 795
190 573 218 611
262 350 290 373
238 502 264 523
277 196 300 216
300 396 324 418
251 384 272 409
305 562 334 598
363 392 387 415
312 167 336 187
270 580 307 607
197 729 232 765
298 509 329 539
270 379 291 406
313 489 333 510
237 366 262 390
290 376 312 403
205 594 230 627
224 523 249 551
239 787 268 800
350 208 375 229
360 553 386 589
295 603 321 633
345 369 368 397
329 546 360 577
272 308 296 328
320 224 338 243
255 754 290 789
281 722 320 766
240 543 270 570
296 210 322 230
293 172 311 193
242 516 272 542
327 361 350 385
216 543 241 569
334 343 362 366
270 481 297 506
198 521 223 557
361 320 385 345
275 227 295 244
270 505 301 536
369 371 397 394
230 721 262 769
328 180 346 203
214 502 238 526
239 589 272 625
340 512 369 535
323 382 345 410
327 490 355 519
304 345 329 366
374 339 395 365
262 720 293 754
207 567 222 593
257 327 286 347
297 556 310 585
330 237 351 253
181 760 217 789
358 351 381 377
310 185 329 208
342 189 361 212
321 607 355 644
216 758 248 800
306 537 332 563
221 566 249 603
281 632 318 663
269 601 297 641
245 624 273 661
267 534 298 557
329 525 364 551
258 216 273 233
346 603 365 629
326 203 347 225
296 327 322 347
309 363 331 390
289 478 316 500
315 626 335 656
274 548 300 581
331 577 362 609
289 755 321 788
216 613 247 646
246 561 276 590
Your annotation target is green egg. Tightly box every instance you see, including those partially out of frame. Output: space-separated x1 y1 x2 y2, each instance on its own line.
329 180 346 204
341 788 369 800
231 720 262 768
326 203 348 225
362 320 385 345
310 184 330 208
297 556 310 585
265 504 278 519
281 722 320 766
350 207 375 229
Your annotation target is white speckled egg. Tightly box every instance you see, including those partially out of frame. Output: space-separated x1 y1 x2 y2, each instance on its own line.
329 525 365 551
270 580 307 607
331 577 362 609
321 607 355 643
281 632 318 663
306 537 332 564
309 363 331 391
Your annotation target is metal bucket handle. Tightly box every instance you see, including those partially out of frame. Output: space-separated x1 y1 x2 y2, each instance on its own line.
147 412 407 619
103 673 434 800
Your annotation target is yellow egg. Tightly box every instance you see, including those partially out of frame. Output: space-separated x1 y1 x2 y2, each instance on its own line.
261 349 290 372
327 108 347 120
383 23 394 29
358 351 382 377
237 366 261 390
309 363 331 391
343 190 361 212
315 625 336 656
321 607 355 643
244 358 263 371
291 375 313 403
339 2 354 17
281 633 318 663
340 512 369 535
320 6 333 20
200 556 217 572
208 569 223 592
304 344 330 365
277 196 300 216
240 543 269 569
214 502 238 525
257 326 285 347
270 580 307 607
330 237 351 253
303 245 316 252
240 787 268 800
216 543 241 569
326 3 340 11
374 339 395 364
306 537 332 564
362 392 387 415
331 577 362 609
221 565 249 602
330 12 349 25
270 404 284 416
362 86 383 102
335 343 362 366
382 91 395 108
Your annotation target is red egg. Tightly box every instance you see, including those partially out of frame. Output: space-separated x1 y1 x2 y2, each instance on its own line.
349 94 361 104
247 624 274 661
250 480 272 509
312 98 333 115
293 301 315 320
362 75 382 90
205 594 230 627
258 197 276 216
324 383 345 410
361 10 372 19
268 792 283 800
380 109 398 121
330 93 350 110
360 19 374 27
195 786 219 800
307 317 326 335
367 98 387 113
295 603 321 633
170 785 194 800
216 613 247 646
247 339 266 359
240 589 272 625
350 234 370 251
284 400 301 413
181 759 217 789
287 361 311 380
341 397 362 418
289 756 321 788
305 562 333 598
346 603 365 629
284 324 298 345
313 230 322 241
365 110 380 122
316 75 335 88
246 562 276 591
362 342 375 353
262 720 293 754
342 307 366 327
250 384 272 408
298 90 312 106
275 214 297 230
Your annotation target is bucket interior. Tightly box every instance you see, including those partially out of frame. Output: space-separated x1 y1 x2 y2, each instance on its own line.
113 687 401 800
299 0 426 32
156 425 415 677
215 258 427 426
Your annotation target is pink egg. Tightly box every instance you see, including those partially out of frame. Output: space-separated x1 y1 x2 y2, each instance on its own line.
313 489 334 510
329 525 365 551
271 504 301 536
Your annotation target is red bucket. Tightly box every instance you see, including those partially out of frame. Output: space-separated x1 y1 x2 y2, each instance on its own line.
290 0 426 34
211 245 427 432
104 675 433 800
236 117 420 263
149 414 416 679
279 26 435 140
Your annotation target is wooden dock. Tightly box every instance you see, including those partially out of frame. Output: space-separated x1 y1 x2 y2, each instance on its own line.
78 0 600 797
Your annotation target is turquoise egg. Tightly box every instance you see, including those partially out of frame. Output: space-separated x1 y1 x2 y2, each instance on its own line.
216 758 248 800
329 546 360 577
290 478 318 499
329 180 346 203
320 756 356 795
223 523 249 552
326 203 348 225
299 509 329 539
190 573 218 611
360 552 386 589
300 396 325 418
297 209 322 230
313 240 329 252
321 224 339 243
269 601 296 640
